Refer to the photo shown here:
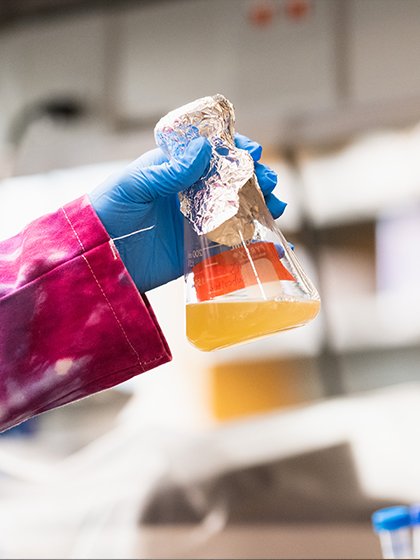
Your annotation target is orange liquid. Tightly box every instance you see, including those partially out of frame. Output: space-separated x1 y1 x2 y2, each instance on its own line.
186 299 320 351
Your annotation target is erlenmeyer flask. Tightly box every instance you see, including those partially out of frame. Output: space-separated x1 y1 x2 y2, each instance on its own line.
183 212 320 351
155 95 320 351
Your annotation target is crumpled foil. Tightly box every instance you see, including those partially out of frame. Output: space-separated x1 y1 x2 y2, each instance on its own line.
154 94 267 246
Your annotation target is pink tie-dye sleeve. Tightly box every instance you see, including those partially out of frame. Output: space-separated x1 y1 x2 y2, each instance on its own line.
0 195 171 431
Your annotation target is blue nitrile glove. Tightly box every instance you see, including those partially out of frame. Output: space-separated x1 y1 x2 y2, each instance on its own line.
90 133 287 293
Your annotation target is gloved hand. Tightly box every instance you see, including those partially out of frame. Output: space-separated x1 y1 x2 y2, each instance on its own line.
90 133 287 293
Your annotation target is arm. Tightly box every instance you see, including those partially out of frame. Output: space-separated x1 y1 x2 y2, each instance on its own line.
0 196 170 431
0 134 284 432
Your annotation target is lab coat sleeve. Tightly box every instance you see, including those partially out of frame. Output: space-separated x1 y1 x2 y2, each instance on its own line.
0 195 171 431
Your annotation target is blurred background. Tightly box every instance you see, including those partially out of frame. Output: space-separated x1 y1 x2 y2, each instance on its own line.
1 0 420 558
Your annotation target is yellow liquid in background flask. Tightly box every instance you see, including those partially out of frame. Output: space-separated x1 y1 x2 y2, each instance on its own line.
186 299 320 352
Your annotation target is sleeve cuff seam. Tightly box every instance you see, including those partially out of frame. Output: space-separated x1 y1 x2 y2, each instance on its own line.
62 204 150 369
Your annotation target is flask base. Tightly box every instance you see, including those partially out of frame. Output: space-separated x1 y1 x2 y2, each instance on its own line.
186 299 320 351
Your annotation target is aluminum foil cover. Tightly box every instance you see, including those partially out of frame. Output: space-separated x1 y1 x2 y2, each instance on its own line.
154 94 266 246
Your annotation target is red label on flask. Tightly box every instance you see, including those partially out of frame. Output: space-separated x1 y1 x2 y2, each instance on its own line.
193 241 294 302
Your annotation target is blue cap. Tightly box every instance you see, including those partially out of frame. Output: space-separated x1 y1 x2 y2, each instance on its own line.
411 504 420 525
372 506 411 532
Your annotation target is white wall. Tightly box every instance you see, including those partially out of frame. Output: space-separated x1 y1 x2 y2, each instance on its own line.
0 9 155 175
115 0 336 138
350 0 420 103
2 0 420 175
